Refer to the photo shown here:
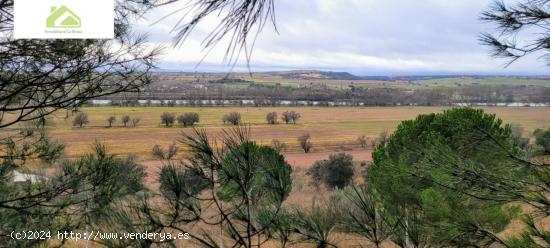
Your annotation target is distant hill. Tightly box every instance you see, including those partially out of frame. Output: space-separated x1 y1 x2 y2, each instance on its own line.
262 70 362 80
249 70 550 81
153 70 550 82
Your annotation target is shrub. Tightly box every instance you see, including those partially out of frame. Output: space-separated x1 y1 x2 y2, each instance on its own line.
122 115 131 127
281 111 291 124
357 135 368 149
328 153 355 188
266 112 277 124
307 153 354 189
370 131 388 149
298 133 312 153
177 112 200 127
152 143 178 160
131 117 141 127
107 116 116 128
370 139 378 149
271 139 287 153
151 145 163 159
307 162 324 188
290 111 301 124
72 113 89 128
282 110 301 124
223 112 241 125
160 112 176 127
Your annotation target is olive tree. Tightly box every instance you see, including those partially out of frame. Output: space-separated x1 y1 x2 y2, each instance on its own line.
72 113 89 128
223 112 241 125
160 112 176 127
357 135 368 149
266 112 277 124
271 139 287 153
131 117 141 127
177 112 200 127
107 116 116 128
282 110 301 124
151 143 178 160
298 133 312 153
122 115 131 127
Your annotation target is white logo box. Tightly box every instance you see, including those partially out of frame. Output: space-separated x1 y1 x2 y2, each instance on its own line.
14 0 114 39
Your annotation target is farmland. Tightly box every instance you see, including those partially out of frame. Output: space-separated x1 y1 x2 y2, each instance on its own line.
4 0 550 246
155 71 550 90
8 105 548 232
412 76 550 88
5 98 550 248
102 71 550 108
14 106 550 166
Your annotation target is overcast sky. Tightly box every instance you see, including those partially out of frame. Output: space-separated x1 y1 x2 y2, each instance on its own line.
136 0 549 76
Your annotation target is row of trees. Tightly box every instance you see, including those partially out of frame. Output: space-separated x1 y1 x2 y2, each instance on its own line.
359 127 548 153
266 111 301 124
160 111 303 127
107 115 141 128
160 112 200 127
274 132 389 155
225 111 302 126
105 82 550 108
72 111 550 158
72 113 141 128
76 111 300 128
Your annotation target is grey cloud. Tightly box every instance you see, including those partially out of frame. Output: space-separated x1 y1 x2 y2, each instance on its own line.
138 0 549 75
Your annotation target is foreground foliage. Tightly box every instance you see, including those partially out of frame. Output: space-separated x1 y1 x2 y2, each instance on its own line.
368 107 549 247
0 139 145 247
106 127 293 247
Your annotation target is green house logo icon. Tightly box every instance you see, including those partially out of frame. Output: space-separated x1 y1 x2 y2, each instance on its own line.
46 6 81 28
